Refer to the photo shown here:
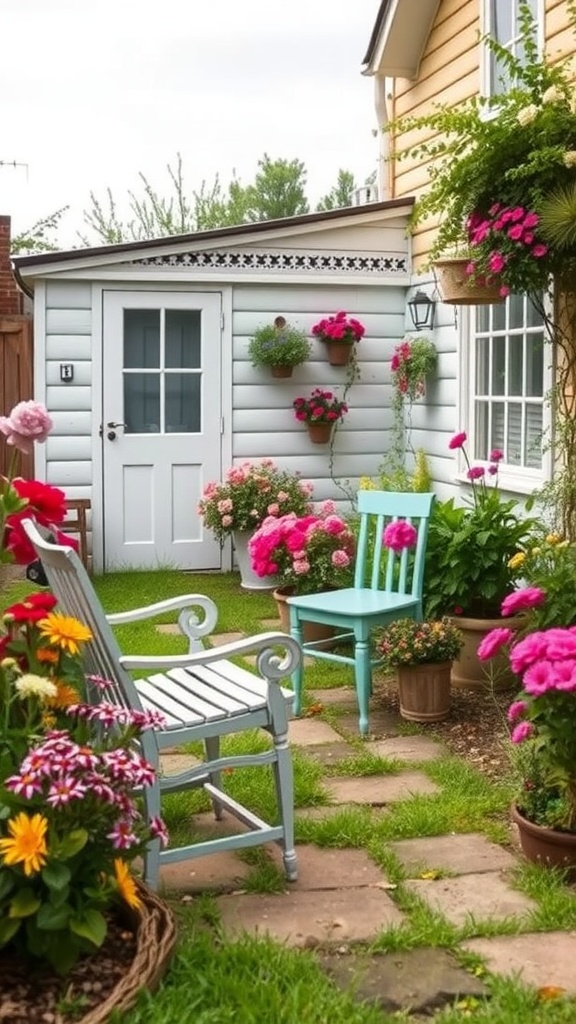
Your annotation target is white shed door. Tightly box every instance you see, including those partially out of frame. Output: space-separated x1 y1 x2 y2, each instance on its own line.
102 291 222 570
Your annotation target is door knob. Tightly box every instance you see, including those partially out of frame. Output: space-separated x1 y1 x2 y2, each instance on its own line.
107 430 118 440
107 421 126 429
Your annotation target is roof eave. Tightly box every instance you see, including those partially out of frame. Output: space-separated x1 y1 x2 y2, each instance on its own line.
362 0 441 79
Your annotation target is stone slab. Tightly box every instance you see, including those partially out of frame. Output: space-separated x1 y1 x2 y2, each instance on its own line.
159 850 251 894
302 742 354 766
308 687 358 707
159 753 201 775
368 736 445 763
326 772 439 805
463 931 576 992
208 631 245 647
268 844 386 891
155 623 181 635
319 947 488 1014
296 804 378 822
337 709 403 737
405 872 537 926
388 833 517 877
288 718 344 745
216 887 404 946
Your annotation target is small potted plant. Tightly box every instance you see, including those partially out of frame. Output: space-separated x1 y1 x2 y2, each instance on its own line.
197 459 313 588
311 311 365 366
248 501 355 643
292 388 348 445
390 337 437 402
247 316 310 378
376 617 464 722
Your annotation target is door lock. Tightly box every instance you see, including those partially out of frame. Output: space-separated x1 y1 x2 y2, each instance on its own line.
106 421 125 441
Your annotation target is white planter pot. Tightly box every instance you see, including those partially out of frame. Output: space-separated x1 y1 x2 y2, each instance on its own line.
232 530 277 590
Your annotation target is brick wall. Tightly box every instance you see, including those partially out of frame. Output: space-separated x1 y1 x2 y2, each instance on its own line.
0 215 23 315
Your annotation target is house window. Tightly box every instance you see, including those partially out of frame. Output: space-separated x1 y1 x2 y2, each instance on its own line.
483 0 543 96
464 296 551 490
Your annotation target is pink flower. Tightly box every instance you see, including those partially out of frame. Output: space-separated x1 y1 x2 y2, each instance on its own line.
501 587 546 617
331 549 350 568
449 431 467 450
488 251 506 273
383 520 418 552
532 244 548 258
323 515 346 535
509 631 549 674
523 212 539 228
293 558 310 575
107 820 139 849
467 466 485 480
0 400 53 454
507 225 524 241
217 498 233 513
511 721 534 743
523 659 555 696
507 700 527 722
221 515 233 527
499 286 511 298
149 816 169 848
477 627 514 661
267 503 280 516
489 449 503 462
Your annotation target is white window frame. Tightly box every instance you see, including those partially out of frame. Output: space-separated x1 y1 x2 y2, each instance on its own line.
480 0 545 99
458 301 553 495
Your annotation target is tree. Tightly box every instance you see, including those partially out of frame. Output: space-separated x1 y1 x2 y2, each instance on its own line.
316 170 357 212
11 208 69 255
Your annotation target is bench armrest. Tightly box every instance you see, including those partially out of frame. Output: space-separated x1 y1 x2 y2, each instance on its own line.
107 594 218 648
119 630 301 679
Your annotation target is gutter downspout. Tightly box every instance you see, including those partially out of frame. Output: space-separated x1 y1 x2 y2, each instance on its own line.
374 74 392 201
12 262 34 300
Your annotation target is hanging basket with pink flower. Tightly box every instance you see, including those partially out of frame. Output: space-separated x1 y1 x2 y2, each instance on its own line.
293 389 348 445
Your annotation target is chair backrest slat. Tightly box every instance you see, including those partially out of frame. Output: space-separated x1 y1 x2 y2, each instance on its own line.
354 492 435 598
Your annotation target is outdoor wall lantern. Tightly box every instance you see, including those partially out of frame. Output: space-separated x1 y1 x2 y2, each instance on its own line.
408 290 436 331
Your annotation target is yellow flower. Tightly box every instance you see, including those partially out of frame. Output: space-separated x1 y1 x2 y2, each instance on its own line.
114 859 142 909
37 613 92 656
15 674 58 700
545 533 562 545
46 682 80 709
517 103 538 125
358 476 376 490
508 552 525 570
0 812 48 876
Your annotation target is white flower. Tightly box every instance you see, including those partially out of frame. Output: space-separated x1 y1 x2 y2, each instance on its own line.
564 151 576 168
15 674 58 700
542 85 563 105
517 104 538 126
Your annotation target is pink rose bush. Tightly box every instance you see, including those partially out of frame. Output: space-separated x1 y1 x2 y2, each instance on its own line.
248 501 355 595
479 586 576 831
197 459 313 544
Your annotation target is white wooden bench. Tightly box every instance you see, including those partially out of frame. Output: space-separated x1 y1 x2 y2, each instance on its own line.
22 519 301 890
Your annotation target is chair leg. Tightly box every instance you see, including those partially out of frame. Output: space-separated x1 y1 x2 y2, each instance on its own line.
142 781 162 891
289 617 305 716
269 722 298 882
204 735 224 820
354 638 372 737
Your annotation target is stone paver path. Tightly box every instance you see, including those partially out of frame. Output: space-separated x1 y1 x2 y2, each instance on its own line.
325 771 440 805
462 932 576 993
404 872 537 926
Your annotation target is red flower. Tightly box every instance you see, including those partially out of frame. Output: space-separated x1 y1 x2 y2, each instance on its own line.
11 479 67 527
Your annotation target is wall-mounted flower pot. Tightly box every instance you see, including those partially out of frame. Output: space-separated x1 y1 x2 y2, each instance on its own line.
433 257 505 306
270 364 294 378
325 341 353 366
307 422 334 444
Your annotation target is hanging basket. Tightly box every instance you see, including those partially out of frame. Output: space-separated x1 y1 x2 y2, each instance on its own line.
80 882 176 1024
433 257 505 306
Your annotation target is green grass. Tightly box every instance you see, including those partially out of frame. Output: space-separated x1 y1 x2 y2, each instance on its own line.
6 569 576 1023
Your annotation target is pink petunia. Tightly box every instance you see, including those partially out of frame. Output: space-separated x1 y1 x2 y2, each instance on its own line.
509 631 549 674
523 659 555 696
477 627 514 661
511 721 534 743
507 700 527 722
383 520 418 552
501 587 546 617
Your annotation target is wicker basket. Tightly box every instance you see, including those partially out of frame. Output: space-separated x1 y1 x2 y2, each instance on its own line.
433 257 505 305
80 882 176 1024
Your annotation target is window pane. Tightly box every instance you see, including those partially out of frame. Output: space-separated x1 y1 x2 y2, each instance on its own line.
491 403 505 455
527 297 542 327
493 302 506 332
492 339 506 395
526 404 543 468
124 310 160 368
165 374 201 433
509 293 524 330
492 0 512 42
508 336 523 395
476 306 490 333
476 337 489 394
124 375 160 433
165 310 202 369
526 333 544 396
506 404 523 465
474 402 489 460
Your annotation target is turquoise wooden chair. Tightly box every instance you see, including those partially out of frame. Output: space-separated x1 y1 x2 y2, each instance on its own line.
287 490 436 735
22 519 302 891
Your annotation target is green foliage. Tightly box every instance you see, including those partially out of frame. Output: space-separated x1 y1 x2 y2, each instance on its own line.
247 321 310 368
316 169 357 211
376 617 464 669
513 532 576 629
391 337 437 403
11 208 69 255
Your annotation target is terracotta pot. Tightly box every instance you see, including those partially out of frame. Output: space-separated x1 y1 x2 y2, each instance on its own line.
433 257 505 306
511 804 576 878
273 587 335 645
307 421 333 445
325 340 353 366
449 614 523 692
396 661 452 722
270 364 293 378
232 530 277 590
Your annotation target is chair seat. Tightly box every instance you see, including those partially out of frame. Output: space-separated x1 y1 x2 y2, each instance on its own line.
135 657 294 730
287 587 419 619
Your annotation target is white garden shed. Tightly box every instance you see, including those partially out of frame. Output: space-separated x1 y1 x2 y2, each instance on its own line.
13 199 419 573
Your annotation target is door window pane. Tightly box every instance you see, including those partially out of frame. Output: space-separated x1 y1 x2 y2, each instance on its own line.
166 310 202 368
124 310 160 368
124 375 160 433
166 374 201 433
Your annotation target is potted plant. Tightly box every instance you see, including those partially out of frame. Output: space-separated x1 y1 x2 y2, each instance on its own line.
478 588 576 874
197 459 313 589
248 501 355 643
376 617 464 722
423 432 537 690
292 388 349 444
247 316 310 378
0 594 175 984
386 4 576 302
390 337 437 403
311 311 365 366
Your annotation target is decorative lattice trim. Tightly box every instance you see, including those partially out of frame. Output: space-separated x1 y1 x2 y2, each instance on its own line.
133 249 408 274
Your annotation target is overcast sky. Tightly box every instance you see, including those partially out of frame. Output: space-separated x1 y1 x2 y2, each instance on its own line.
1 0 380 248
